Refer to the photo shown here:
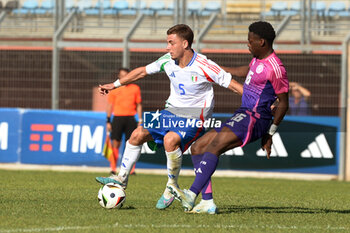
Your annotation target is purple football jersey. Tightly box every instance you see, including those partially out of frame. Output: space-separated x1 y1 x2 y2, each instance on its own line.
241 52 289 119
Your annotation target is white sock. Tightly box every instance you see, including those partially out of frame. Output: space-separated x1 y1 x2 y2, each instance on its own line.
118 141 142 182
166 147 182 185
163 148 182 199
188 190 197 199
200 199 214 203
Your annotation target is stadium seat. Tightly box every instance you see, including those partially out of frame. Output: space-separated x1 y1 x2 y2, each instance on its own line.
281 2 300 16
147 1 166 15
157 1 174 16
338 9 350 17
187 1 201 16
312 1 326 17
35 0 54 15
84 0 111 16
65 0 76 12
103 0 118 15
263 2 288 17
113 0 129 14
77 0 93 13
118 1 147 16
201 1 220 16
327 2 348 17
12 0 39 15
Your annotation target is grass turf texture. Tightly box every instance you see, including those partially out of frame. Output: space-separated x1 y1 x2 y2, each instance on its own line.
0 170 350 233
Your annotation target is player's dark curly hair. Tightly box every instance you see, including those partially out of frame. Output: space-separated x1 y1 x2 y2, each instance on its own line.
249 21 276 46
167 24 194 48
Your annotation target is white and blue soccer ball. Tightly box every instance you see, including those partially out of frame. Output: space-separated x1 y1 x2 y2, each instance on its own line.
98 183 126 209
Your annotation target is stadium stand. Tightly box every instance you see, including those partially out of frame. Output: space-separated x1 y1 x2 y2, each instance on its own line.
0 1 348 44
147 1 166 15
327 1 346 16
201 1 221 16
338 9 350 17
65 0 76 12
4 0 18 12
312 1 326 18
187 1 201 28
35 0 54 15
119 1 147 16
187 1 201 16
327 1 349 17
263 2 288 18
77 0 93 13
226 1 271 15
280 2 301 16
157 1 173 16
114 0 129 15
12 0 39 15
84 0 111 16
102 1 116 15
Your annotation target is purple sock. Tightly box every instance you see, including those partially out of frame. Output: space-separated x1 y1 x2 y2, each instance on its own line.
191 154 213 200
201 180 213 200
190 152 218 195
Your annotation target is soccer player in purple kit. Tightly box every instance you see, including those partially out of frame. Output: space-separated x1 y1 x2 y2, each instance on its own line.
167 21 289 214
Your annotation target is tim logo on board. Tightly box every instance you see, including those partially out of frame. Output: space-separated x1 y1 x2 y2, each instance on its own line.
56 124 104 153
28 124 54 152
21 110 107 165
27 123 104 154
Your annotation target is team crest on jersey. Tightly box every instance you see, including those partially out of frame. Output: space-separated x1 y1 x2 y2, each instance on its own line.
256 64 264 74
191 75 198 82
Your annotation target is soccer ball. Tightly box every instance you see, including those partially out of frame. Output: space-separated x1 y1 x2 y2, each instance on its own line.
98 183 126 209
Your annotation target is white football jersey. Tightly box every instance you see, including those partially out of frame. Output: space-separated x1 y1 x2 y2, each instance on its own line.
145 52 232 119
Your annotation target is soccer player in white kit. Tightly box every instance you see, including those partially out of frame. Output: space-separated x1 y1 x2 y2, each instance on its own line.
96 24 243 211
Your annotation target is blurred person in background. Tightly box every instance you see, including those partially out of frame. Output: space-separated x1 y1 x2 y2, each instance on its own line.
106 68 143 175
289 82 311 115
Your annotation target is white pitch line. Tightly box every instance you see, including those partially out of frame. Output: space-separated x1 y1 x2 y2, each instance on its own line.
0 223 348 232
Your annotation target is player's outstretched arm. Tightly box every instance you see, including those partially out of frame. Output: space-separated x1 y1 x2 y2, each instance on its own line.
99 67 147 96
221 65 250 78
119 66 148 84
99 83 115 95
227 79 243 96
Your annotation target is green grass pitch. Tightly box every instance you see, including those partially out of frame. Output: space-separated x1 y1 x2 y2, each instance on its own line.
1 169 350 233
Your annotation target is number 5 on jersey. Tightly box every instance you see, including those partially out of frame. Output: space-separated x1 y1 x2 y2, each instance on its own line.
179 83 185 95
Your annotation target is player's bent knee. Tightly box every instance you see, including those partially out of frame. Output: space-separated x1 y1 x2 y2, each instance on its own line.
206 137 229 156
163 132 181 151
190 142 203 155
129 127 146 145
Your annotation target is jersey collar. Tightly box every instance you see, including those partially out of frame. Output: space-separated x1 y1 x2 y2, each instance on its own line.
174 50 197 67
187 50 197 67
